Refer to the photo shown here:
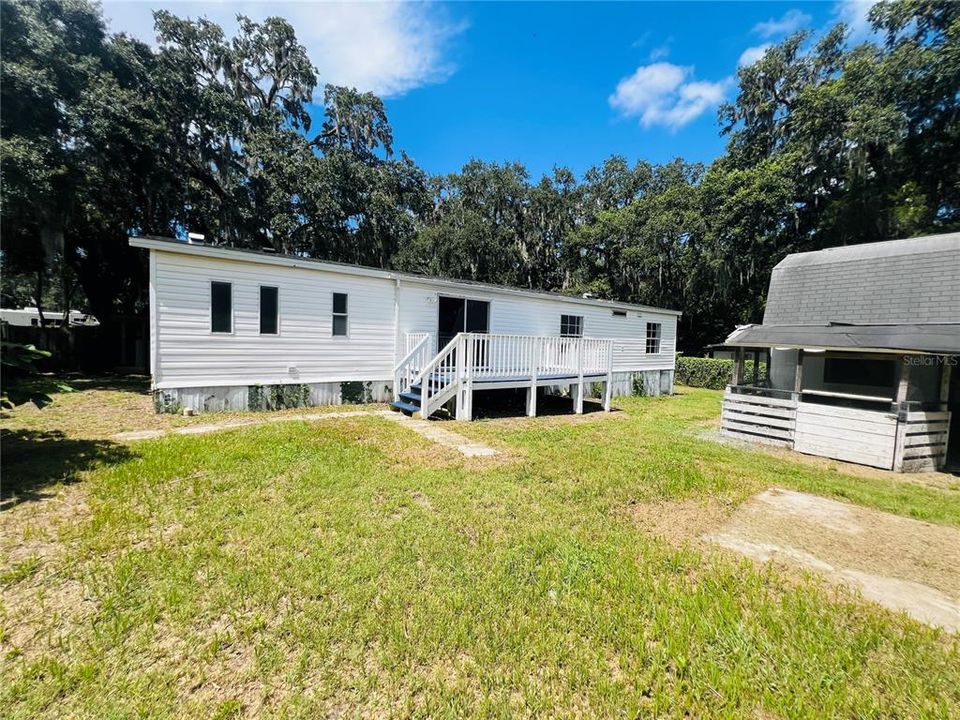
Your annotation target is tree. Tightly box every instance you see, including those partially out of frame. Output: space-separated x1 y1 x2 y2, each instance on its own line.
3 0 957 361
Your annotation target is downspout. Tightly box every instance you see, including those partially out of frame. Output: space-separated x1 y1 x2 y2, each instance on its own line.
393 276 401 368
149 250 160 390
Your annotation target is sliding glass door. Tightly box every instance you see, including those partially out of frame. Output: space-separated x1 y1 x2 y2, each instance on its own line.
438 296 489 349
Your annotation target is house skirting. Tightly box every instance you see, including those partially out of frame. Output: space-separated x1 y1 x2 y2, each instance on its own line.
628 369 675 397
153 369 673 414
540 370 673 400
154 380 394 413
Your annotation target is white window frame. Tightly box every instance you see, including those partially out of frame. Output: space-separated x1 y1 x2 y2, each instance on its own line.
210 280 234 335
259 285 280 335
560 314 583 338
332 291 349 338
646 322 662 354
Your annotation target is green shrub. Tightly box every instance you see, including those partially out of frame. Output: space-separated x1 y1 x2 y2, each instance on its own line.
631 373 650 397
1 341 72 408
153 391 182 414
248 383 310 411
675 355 767 390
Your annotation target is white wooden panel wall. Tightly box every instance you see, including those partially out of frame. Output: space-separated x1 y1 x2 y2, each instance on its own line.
396 281 677 372
153 251 397 388
794 403 898 469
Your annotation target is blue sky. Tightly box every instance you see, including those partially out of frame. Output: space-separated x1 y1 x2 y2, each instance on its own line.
103 1 879 180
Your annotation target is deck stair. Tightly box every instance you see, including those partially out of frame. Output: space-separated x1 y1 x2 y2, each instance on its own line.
390 332 614 421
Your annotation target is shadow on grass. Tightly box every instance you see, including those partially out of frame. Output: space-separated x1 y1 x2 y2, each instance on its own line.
1 428 135 510
471 391 611 419
57 373 151 394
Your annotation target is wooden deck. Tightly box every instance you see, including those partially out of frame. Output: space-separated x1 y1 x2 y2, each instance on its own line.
393 333 614 420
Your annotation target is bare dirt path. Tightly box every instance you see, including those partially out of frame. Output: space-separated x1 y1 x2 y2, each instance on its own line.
113 408 501 458
637 488 960 632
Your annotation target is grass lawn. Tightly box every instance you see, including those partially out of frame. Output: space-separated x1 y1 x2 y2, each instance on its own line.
2 383 959 718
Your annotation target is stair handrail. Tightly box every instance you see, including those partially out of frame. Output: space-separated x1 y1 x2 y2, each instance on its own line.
416 333 465 418
393 332 432 400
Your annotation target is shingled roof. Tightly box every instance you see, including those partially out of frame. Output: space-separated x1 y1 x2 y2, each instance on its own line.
762 232 960 326
726 233 960 354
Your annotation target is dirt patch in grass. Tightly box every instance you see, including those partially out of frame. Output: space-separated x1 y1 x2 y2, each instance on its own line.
0 375 387 441
632 494 741 548
634 488 960 631
1 479 90 563
1 481 97 663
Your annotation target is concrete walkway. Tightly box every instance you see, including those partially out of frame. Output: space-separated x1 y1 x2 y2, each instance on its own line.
114 409 499 458
384 413 499 457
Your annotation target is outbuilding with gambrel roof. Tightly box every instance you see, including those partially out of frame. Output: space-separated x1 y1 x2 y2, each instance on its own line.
721 233 959 472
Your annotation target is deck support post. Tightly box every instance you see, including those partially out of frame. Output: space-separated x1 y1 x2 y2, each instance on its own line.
527 337 540 417
603 340 613 411
574 341 584 414
454 334 472 421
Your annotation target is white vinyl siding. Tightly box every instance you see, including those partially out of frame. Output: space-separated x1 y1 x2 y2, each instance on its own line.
395 280 677 373
152 251 396 388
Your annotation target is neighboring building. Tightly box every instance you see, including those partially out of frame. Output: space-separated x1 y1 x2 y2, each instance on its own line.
704 344 738 361
0 307 99 327
131 236 680 419
721 233 960 472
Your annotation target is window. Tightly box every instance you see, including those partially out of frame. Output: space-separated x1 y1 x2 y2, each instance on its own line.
332 292 348 336
612 310 627 317
211 281 232 333
824 357 896 390
560 314 583 337
259 286 279 334
646 322 661 354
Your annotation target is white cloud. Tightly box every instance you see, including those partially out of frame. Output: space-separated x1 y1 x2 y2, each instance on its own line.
101 1 464 98
833 0 880 42
738 43 771 67
752 9 811 38
609 62 731 130
649 44 671 61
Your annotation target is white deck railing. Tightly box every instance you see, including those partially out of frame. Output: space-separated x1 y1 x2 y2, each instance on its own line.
404 332 430 355
393 333 432 400
414 333 614 419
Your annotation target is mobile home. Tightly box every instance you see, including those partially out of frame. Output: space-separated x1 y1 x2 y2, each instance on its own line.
131 237 680 419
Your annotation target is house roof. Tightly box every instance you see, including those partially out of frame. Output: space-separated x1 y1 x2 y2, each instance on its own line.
130 235 682 316
763 232 960 327
723 233 960 354
726 323 960 355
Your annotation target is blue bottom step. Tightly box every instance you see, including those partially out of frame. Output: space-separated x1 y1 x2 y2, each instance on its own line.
390 400 421 415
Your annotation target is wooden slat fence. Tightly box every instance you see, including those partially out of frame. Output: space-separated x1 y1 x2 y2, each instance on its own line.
721 389 797 447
